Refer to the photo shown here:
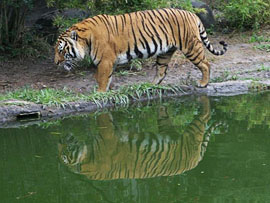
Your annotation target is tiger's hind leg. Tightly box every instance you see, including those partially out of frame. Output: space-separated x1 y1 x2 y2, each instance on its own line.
195 58 210 88
152 48 176 85
184 41 210 87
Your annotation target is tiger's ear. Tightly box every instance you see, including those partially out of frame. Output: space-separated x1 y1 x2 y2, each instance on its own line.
70 30 78 41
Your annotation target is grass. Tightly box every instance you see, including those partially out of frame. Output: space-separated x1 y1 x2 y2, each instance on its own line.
76 56 94 69
129 59 143 71
114 70 146 77
0 83 185 108
0 88 80 108
257 64 270 72
249 33 270 52
210 71 231 83
211 65 270 83
82 83 185 107
254 44 270 52
249 34 270 43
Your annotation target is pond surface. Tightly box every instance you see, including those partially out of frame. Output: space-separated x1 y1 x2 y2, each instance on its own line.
1 92 270 203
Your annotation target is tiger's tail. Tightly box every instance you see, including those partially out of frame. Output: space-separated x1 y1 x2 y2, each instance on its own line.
198 22 228 56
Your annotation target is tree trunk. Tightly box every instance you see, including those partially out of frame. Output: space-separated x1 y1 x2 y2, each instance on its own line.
0 1 30 47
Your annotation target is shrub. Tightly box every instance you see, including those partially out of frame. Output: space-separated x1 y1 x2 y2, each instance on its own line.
48 0 196 16
0 0 33 48
0 0 51 58
216 0 270 29
50 0 197 33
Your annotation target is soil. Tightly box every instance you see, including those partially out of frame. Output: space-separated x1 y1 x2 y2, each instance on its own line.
0 31 270 126
1 32 270 93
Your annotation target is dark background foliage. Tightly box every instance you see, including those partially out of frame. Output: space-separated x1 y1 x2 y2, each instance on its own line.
0 0 270 58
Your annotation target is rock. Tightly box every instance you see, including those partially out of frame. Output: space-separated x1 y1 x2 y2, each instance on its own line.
34 10 58 30
191 0 215 29
60 8 91 19
33 10 59 44
35 8 91 32
28 1 91 44
201 80 252 96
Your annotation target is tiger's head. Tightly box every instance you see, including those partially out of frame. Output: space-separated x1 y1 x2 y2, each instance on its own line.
54 30 89 71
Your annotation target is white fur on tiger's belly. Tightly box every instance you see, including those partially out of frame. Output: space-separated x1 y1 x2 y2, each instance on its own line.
116 43 171 65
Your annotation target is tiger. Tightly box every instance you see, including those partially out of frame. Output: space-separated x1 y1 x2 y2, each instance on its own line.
58 96 211 180
54 8 228 92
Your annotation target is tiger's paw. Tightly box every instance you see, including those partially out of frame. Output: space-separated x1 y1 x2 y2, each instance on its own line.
152 77 161 85
196 80 208 88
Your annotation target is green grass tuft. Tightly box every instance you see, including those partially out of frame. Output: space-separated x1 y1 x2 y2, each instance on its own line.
0 83 185 108
0 88 80 108
254 44 270 52
249 34 270 43
83 83 185 107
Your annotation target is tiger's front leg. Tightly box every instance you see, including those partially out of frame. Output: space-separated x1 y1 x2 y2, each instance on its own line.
152 48 176 85
96 59 115 92
152 64 169 85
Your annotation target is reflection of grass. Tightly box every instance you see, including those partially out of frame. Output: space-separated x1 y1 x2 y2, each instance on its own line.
0 83 185 107
250 81 270 91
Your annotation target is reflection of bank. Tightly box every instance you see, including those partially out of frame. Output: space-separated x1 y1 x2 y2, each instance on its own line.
58 96 211 180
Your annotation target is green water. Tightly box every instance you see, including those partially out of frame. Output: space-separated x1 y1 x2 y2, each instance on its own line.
1 93 270 203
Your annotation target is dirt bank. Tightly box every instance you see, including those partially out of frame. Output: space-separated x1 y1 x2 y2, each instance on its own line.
0 31 270 126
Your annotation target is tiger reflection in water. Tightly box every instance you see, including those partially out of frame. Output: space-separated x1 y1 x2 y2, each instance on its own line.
58 96 211 180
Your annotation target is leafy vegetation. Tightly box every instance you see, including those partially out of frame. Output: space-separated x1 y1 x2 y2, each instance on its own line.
0 0 51 58
0 0 33 48
53 16 83 32
51 0 202 31
215 0 270 30
48 0 197 15
47 0 270 32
